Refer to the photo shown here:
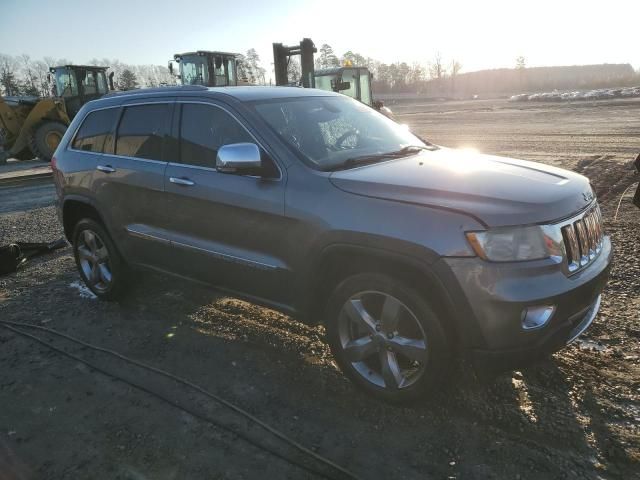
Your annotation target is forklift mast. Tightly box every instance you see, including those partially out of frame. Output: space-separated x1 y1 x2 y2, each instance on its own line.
272 38 317 88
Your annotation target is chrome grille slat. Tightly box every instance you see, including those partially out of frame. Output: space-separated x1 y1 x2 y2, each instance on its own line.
560 204 604 275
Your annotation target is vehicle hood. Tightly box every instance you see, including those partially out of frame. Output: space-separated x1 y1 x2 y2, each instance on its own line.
329 148 594 227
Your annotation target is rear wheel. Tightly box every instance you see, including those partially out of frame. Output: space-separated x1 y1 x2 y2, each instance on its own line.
72 219 127 301
325 273 450 403
29 121 67 161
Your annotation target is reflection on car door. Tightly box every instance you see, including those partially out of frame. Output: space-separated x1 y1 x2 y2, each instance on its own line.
163 101 292 303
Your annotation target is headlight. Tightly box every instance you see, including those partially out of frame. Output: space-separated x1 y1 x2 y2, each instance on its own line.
466 225 559 262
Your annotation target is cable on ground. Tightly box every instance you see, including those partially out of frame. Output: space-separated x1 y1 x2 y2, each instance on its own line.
0 320 361 480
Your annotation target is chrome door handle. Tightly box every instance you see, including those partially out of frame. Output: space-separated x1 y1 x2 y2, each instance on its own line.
169 177 195 186
96 165 115 173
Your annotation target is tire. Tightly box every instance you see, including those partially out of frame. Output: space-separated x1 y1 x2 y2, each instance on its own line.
325 273 451 403
29 121 67 162
72 219 127 301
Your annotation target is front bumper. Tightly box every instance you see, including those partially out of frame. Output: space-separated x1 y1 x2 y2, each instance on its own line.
442 236 612 369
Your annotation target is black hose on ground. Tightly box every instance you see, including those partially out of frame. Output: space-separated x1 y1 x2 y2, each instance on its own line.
0 320 362 480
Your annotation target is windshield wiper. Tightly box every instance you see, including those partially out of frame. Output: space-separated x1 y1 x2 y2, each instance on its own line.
332 145 431 171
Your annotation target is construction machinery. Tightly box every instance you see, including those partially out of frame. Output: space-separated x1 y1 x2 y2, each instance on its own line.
0 65 113 164
169 51 241 87
273 38 393 118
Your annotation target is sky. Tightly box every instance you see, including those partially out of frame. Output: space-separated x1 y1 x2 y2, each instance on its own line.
1 0 638 75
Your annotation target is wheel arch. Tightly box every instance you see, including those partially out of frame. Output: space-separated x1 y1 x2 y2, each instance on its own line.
62 197 107 242
304 243 467 349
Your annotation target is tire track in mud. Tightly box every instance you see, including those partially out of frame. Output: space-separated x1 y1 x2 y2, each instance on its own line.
573 154 638 202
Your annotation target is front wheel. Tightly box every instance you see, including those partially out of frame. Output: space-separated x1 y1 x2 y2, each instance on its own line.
325 273 450 403
72 219 127 301
29 121 67 161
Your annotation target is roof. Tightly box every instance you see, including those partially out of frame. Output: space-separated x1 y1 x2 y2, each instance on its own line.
102 85 341 102
315 66 369 76
212 86 341 101
174 51 239 59
51 65 109 71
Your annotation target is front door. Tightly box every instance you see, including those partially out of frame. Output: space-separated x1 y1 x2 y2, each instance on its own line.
163 101 291 303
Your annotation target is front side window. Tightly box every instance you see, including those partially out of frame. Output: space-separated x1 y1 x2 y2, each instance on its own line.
180 56 209 86
82 71 98 95
213 56 228 86
96 72 108 94
359 70 372 106
54 68 78 98
339 69 358 101
179 103 252 167
253 96 427 170
72 108 119 153
314 74 335 93
115 104 170 160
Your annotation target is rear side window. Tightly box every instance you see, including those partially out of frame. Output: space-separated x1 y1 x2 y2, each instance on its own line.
72 108 118 153
179 103 253 167
115 104 170 160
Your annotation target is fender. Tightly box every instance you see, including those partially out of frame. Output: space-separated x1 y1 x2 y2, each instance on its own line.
299 240 484 349
61 195 110 240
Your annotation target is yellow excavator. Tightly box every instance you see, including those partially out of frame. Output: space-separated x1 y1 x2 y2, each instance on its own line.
0 65 113 164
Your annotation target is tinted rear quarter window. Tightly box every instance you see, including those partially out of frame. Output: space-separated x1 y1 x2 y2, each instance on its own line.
72 108 119 153
115 103 171 160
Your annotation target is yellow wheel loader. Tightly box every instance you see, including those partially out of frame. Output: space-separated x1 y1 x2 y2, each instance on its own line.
0 65 113 164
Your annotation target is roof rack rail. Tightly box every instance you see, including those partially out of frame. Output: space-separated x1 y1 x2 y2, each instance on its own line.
103 85 208 98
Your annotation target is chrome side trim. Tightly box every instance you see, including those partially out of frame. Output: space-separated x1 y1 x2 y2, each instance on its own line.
99 153 167 165
567 294 601 344
171 240 279 271
125 225 170 244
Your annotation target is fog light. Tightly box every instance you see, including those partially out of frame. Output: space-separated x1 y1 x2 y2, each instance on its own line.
521 305 555 330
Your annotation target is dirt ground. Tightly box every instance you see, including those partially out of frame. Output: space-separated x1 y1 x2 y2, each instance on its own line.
0 98 638 480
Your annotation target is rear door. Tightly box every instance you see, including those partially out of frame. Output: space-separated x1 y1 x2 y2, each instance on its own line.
163 100 291 303
92 99 175 267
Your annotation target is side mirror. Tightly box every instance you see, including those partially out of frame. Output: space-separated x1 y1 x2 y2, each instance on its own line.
108 72 115 91
216 143 262 174
47 73 51 83
168 61 174 75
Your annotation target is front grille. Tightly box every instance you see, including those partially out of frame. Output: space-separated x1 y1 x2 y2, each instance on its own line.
560 204 604 273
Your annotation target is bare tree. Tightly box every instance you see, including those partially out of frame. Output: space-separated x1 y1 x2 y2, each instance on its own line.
287 57 302 83
316 44 340 69
0 54 21 95
428 52 446 80
450 60 462 96
246 49 266 85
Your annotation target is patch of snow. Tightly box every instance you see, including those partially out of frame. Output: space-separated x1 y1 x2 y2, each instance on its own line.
69 281 97 299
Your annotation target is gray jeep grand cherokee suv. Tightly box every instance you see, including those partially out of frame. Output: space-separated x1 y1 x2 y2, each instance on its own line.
53 86 612 402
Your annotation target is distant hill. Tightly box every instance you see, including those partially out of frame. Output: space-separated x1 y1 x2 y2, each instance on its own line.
426 63 637 98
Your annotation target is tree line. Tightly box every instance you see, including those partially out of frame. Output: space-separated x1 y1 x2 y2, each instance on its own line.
2 45 638 98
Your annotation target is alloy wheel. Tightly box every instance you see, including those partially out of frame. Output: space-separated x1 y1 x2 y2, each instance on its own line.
337 290 428 389
77 229 112 293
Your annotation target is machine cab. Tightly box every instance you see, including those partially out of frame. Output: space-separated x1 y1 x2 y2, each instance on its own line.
172 51 239 87
314 67 373 107
50 65 111 118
